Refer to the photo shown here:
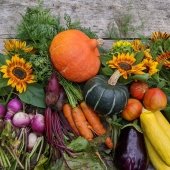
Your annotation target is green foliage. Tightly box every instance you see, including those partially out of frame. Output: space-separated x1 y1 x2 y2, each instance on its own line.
150 39 170 59
16 6 63 84
0 54 10 66
105 12 144 39
17 6 64 46
18 83 45 108
61 137 108 170
134 52 144 64
68 137 89 152
64 14 97 39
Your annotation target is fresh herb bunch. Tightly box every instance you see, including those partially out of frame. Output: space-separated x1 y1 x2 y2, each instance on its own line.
64 14 97 39
16 6 64 84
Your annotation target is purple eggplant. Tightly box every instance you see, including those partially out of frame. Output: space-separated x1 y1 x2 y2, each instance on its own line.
114 126 148 170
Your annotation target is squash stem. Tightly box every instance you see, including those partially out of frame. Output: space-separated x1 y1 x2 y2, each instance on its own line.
108 70 121 85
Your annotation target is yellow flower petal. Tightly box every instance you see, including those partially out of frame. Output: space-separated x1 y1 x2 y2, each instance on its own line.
3 39 33 54
0 55 36 93
107 53 144 79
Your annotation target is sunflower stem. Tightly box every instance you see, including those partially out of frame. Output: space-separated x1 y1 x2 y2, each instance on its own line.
108 70 121 85
5 88 14 104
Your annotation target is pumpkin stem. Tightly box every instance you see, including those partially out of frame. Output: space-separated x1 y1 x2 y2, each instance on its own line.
108 70 121 85
97 38 104 46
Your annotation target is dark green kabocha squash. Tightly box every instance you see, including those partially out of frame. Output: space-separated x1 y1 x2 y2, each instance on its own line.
83 75 129 115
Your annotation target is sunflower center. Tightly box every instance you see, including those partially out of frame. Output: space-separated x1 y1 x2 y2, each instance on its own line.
118 62 132 71
12 67 26 80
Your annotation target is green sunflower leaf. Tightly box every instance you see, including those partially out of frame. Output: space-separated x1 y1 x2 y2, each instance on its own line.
164 39 170 51
0 78 8 88
0 54 10 66
134 51 144 64
19 83 45 108
0 86 11 97
130 73 150 82
100 54 112 66
100 67 113 76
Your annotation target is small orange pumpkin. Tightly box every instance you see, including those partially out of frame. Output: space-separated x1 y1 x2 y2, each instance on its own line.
49 29 101 82
122 98 143 121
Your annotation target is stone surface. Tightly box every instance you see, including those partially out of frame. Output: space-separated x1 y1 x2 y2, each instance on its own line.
0 0 169 51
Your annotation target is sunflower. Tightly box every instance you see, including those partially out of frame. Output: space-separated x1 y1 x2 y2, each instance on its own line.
151 32 170 41
107 53 145 79
141 59 158 75
112 40 132 48
143 49 153 60
131 39 146 51
156 52 170 68
4 39 33 54
0 55 35 93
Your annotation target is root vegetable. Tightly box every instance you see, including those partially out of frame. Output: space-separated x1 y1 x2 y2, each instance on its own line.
72 106 93 141
63 103 79 135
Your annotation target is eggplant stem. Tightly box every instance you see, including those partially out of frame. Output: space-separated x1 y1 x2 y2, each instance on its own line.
5 88 14 104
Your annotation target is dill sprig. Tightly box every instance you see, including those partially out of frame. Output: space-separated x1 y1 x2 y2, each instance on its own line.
16 6 64 84
64 14 97 39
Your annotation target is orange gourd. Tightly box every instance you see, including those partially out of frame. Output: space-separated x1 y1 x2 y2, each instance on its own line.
49 29 101 82
122 98 143 121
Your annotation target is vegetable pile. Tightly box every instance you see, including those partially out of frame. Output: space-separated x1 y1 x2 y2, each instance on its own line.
0 4 170 170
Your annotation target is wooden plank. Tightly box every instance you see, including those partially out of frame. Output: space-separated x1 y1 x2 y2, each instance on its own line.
0 0 169 39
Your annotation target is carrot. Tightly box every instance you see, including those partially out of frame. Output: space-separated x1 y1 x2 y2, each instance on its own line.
63 103 79 135
80 101 106 135
72 106 94 141
105 137 114 149
80 102 114 149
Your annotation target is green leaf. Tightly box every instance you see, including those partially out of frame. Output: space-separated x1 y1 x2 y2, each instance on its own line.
134 51 144 64
68 137 89 152
0 86 11 97
0 54 10 66
0 78 8 88
100 54 112 66
101 67 113 76
34 155 48 170
62 152 106 170
130 73 150 82
163 39 170 51
118 76 133 85
19 83 45 108
157 80 166 88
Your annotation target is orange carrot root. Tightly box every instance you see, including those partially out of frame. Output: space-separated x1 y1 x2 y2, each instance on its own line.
72 106 93 141
105 137 114 149
63 103 79 135
80 101 106 135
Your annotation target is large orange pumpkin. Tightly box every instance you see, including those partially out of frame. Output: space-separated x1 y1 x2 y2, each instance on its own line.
49 29 101 82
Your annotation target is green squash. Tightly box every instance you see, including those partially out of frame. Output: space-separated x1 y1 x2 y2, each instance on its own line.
83 75 129 115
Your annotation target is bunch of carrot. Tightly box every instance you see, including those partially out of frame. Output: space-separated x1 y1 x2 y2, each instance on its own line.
63 101 113 149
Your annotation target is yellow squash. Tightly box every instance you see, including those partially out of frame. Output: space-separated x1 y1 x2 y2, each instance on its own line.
140 110 170 166
144 136 170 170
154 110 170 140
